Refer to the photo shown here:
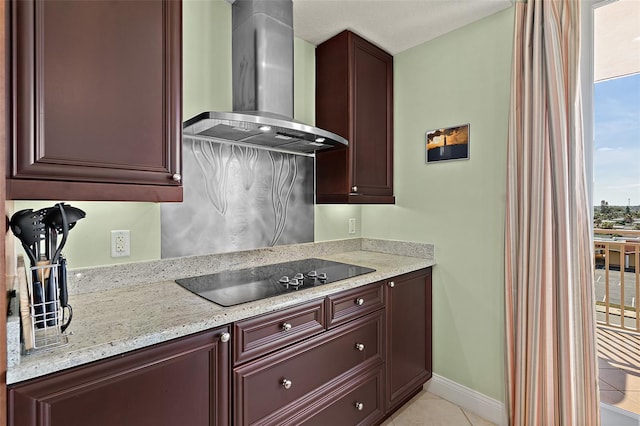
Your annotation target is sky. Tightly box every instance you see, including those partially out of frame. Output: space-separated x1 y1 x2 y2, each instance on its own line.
593 72 640 207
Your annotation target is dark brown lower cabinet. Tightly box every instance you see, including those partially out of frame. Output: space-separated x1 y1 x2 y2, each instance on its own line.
234 309 384 426
8 327 231 426
7 268 433 426
385 268 433 412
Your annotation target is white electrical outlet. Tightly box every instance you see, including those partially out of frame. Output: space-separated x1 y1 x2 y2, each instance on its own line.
348 218 357 234
111 230 131 257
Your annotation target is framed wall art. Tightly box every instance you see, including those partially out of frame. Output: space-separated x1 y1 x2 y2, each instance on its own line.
425 123 470 163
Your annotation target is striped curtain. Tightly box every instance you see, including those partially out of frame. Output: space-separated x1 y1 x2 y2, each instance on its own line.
504 0 600 425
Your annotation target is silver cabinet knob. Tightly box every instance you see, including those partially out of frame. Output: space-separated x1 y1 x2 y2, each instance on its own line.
282 322 292 331
351 185 358 193
388 281 395 288
355 298 364 306
355 343 365 351
355 402 364 411
220 332 231 343
172 173 182 183
281 379 292 389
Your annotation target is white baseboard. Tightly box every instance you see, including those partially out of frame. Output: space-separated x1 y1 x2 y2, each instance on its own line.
426 374 640 426
425 374 507 426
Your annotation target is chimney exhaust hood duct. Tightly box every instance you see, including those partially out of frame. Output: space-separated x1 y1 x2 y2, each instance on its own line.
183 0 348 156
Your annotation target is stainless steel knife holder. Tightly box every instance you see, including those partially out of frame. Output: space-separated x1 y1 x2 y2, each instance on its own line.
23 262 68 352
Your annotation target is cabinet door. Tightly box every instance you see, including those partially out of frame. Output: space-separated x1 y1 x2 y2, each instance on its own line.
385 268 432 412
8 327 230 426
350 35 394 198
9 0 182 202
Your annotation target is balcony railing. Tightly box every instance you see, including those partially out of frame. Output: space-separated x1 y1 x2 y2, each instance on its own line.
594 228 640 332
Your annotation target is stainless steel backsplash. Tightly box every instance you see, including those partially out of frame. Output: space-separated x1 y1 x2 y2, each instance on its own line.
160 138 314 258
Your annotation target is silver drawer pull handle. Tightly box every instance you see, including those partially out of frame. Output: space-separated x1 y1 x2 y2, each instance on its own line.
355 343 365 351
282 322 292 331
355 402 364 411
220 332 230 343
355 298 364 306
172 173 182 183
388 281 395 288
281 379 292 389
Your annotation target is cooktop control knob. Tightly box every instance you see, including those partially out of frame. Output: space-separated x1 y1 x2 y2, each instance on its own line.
318 273 327 281
289 278 302 287
294 273 304 280
279 276 290 284
307 270 318 279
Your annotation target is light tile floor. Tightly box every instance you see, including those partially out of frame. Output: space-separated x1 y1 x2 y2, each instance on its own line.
379 326 639 425
597 326 640 415
380 390 495 426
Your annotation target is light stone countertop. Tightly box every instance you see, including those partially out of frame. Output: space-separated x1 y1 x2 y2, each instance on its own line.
7 239 435 385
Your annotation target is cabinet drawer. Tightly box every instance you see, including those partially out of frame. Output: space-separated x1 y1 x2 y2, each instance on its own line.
233 299 326 365
326 282 384 328
234 310 384 426
298 366 384 426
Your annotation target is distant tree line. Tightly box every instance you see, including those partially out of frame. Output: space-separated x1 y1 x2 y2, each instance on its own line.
594 200 640 230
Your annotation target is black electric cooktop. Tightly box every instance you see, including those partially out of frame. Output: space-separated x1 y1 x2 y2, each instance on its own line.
175 258 375 307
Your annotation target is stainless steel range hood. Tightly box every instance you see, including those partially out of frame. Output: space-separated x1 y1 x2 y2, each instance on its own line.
183 0 348 155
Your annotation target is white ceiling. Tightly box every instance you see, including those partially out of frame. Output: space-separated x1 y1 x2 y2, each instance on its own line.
292 0 513 55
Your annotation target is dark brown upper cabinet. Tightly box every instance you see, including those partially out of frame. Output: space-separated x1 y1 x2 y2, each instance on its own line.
315 30 394 204
8 0 183 202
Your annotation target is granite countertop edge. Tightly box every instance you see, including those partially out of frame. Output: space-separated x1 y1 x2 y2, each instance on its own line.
7 238 435 385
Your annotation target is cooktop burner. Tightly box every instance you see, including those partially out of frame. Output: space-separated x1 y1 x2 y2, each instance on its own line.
175 258 375 307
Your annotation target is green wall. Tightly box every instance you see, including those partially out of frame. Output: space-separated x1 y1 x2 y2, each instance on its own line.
315 204 362 240
183 0 232 120
353 8 514 401
11 201 161 269
293 37 315 126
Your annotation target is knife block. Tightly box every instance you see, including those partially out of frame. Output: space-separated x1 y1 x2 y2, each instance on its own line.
20 262 68 353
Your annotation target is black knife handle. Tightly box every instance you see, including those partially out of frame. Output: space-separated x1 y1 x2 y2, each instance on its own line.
59 257 69 308
44 277 58 326
32 280 45 329
61 304 73 333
